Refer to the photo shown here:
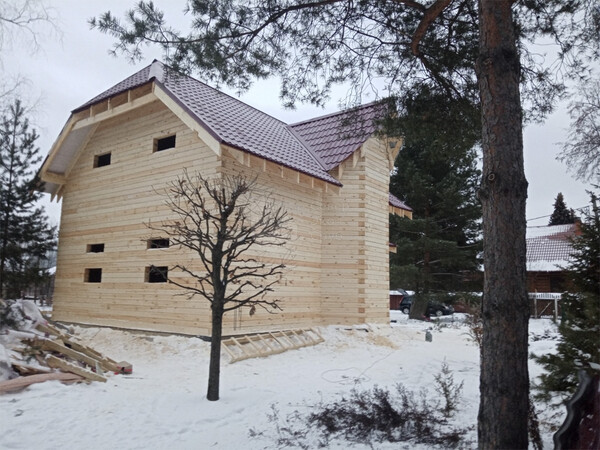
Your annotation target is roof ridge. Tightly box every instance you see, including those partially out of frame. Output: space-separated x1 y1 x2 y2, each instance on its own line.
72 61 155 113
160 63 294 128
290 100 383 127
285 125 329 171
74 60 291 128
157 64 338 177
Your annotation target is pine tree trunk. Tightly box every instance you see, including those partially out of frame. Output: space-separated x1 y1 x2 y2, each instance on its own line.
476 1 530 448
207 302 224 401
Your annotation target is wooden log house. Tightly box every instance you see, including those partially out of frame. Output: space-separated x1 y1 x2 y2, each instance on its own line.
38 61 412 336
526 223 579 293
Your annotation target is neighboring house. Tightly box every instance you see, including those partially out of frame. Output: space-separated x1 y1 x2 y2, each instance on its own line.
388 193 412 254
526 223 578 293
38 61 411 336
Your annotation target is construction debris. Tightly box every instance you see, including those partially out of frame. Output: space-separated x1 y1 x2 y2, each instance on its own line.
0 299 131 394
222 328 324 363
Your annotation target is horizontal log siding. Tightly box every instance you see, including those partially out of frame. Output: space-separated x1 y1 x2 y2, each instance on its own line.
361 137 391 324
220 148 325 335
320 138 390 325
53 101 220 335
52 101 391 336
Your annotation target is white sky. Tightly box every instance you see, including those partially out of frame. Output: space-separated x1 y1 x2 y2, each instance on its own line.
2 0 597 226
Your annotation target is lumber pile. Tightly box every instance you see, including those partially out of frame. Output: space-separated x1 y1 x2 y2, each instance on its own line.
0 299 131 394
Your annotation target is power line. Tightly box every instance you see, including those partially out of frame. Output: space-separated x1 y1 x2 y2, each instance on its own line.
526 205 590 222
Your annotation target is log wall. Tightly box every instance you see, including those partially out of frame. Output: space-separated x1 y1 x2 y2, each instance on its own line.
53 101 220 335
51 99 393 335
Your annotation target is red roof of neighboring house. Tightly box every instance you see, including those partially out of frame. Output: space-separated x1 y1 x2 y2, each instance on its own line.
74 61 392 186
526 223 577 272
389 193 413 211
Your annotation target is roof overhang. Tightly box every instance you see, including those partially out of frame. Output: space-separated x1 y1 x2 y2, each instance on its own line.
38 81 223 200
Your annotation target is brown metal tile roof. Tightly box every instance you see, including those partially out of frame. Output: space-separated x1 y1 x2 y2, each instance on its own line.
526 224 577 271
290 102 388 170
73 61 396 188
389 193 413 211
75 61 340 185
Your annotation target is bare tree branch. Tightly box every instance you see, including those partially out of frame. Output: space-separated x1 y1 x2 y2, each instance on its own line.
146 170 292 400
558 78 600 182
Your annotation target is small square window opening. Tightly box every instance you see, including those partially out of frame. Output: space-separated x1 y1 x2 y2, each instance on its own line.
85 268 102 283
94 153 111 168
146 266 168 283
154 135 176 152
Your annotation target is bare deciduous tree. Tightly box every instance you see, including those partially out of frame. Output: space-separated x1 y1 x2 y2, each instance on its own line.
148 171 291 401
558 79 600 182
0 0 58 53
93 0 599 444
0 0 59 105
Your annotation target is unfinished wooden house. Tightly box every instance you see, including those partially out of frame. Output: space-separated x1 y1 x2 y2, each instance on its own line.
38 61 411 336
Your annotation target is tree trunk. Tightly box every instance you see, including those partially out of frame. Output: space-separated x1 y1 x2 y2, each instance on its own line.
207 302 224 401
476 1 530 449
409 293 429 319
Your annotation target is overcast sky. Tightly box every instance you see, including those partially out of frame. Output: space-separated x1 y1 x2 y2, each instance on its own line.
3 0 597 227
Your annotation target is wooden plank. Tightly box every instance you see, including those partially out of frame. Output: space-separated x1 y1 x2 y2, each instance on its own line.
267 332 288 350
230 337 253 357
221 341 241 362
0 372 85 394
36 322 68 338
72 92 157 131
45 355 107 382
11 361 52 376
33 338 117 373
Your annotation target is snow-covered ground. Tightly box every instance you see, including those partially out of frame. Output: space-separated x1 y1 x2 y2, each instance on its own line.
0 311 563 449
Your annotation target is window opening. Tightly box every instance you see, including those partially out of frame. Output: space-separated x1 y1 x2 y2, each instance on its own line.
147 238 170 249
94 153 111 168
154 135 176 152
87 243 105 253
85 268 102 283
146 266 168 283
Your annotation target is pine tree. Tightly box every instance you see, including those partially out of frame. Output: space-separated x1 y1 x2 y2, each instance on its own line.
536 192 600 400
389 89 482 316
91 2 599 445
0 100 56 299
548 192 576 226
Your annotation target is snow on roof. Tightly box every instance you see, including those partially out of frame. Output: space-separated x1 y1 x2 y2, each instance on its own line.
526 223 577 272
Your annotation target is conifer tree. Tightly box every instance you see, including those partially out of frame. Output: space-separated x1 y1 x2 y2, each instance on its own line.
92 1 599 446
548 192 576 226
389 90 482 317
536 192 600 400
0 100 56 299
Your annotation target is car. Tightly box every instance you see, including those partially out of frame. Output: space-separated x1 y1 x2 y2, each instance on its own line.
398 295 454 317
427 301 454 317
398 295 413 314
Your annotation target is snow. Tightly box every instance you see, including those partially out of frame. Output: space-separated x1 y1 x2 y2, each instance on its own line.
526 259 571 272
526 224 575 239
0 311 564 449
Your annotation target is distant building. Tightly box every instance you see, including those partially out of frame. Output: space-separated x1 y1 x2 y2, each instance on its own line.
526 223 578 293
